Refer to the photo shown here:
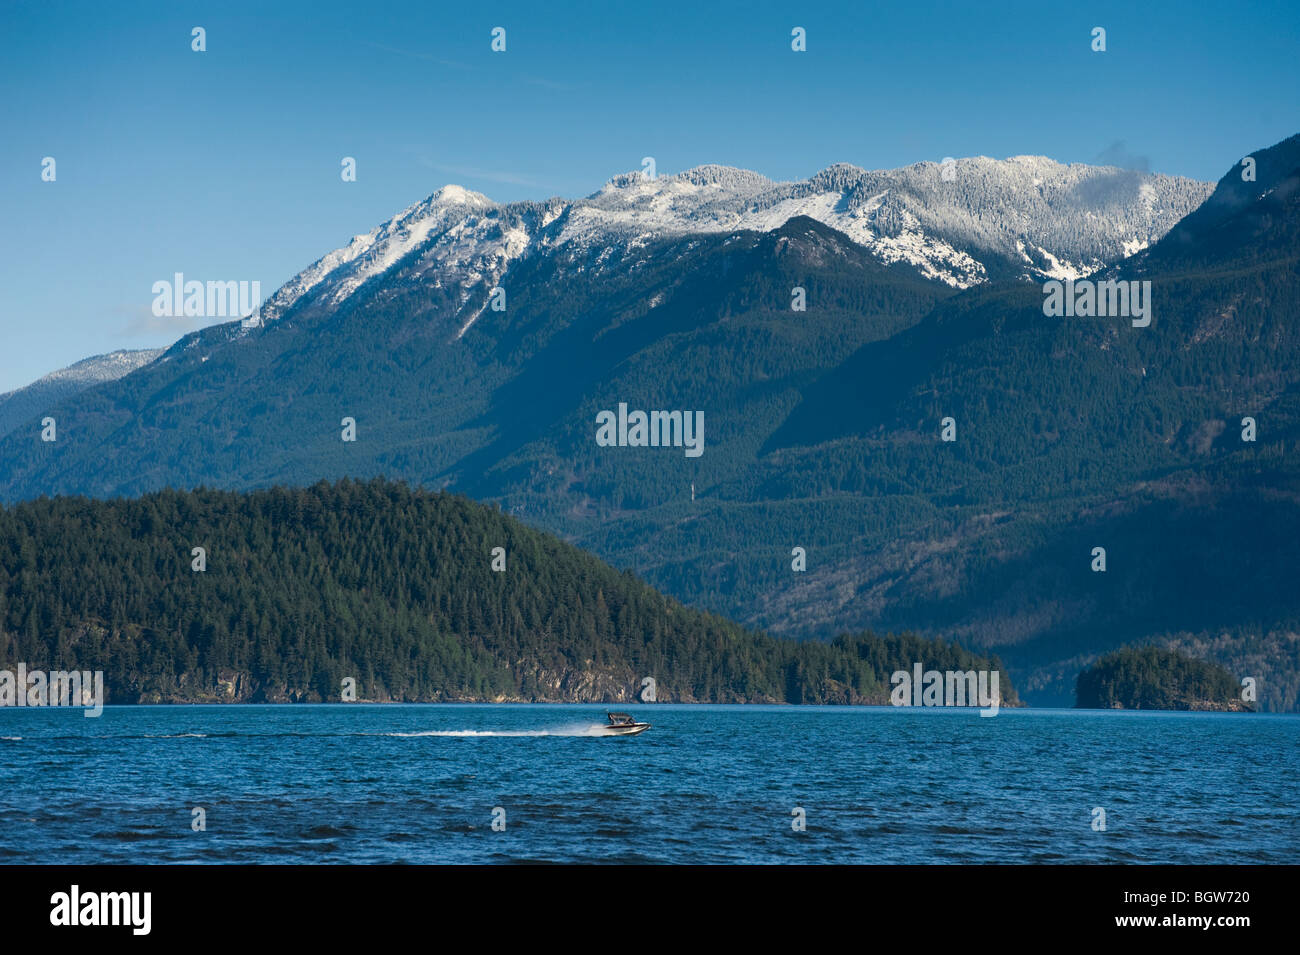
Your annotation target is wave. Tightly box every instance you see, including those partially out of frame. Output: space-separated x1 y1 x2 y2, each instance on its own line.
0 736 20 741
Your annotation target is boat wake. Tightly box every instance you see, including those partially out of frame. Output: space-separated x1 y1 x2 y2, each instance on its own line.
387 723 609 738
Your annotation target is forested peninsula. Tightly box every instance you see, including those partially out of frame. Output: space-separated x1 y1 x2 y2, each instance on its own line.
0 479 1018 706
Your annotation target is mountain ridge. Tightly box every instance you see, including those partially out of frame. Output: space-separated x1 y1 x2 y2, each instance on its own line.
246 155 1210 335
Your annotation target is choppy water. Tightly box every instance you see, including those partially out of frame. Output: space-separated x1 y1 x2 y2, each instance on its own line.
0 704 1295 863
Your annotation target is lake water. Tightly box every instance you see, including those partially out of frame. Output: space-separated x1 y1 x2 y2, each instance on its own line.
1 704 1295 864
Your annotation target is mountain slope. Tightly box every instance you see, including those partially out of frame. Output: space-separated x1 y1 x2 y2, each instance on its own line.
0 216 951 501
0 349 163 439
1131 133 1300 274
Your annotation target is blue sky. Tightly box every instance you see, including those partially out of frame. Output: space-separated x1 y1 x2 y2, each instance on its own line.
1 0 1297 392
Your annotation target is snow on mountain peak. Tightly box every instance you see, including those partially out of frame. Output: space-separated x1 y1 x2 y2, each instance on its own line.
250 157 1214 329
1004 155 1058 168
254 183 502 325
430 183 487 205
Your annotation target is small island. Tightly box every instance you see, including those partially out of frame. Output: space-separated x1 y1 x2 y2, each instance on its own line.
1075 646 1251 711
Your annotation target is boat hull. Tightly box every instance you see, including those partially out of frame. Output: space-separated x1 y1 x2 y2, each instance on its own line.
601 722 651 736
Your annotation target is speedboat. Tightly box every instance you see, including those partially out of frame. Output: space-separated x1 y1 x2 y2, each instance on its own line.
602 712 651 736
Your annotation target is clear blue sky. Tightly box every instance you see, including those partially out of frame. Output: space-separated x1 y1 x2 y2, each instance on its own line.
1 0 1297 392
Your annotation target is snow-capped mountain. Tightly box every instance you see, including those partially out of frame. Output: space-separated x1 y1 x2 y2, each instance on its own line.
250 157 1212 332
0 348 163 438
